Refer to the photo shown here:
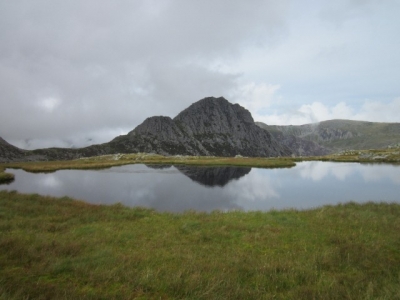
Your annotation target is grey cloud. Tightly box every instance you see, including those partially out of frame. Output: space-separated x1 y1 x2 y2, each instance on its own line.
0 0 288 148
1 1 399 148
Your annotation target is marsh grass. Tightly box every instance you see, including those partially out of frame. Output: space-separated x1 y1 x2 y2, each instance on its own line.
2 153 296 173
2 148 399 177
302 148 400 164
1 190 399 299
0 167 14 184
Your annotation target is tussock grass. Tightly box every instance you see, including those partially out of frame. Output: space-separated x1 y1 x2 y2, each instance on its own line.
2 148 399 176
300 148 400 164
2 153 295 173
0 167 14 184
1 190 399 299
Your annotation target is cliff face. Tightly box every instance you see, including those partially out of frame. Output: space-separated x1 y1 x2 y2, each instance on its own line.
110 97 292 157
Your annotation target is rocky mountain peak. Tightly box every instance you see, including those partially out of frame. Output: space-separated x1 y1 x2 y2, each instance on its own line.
111 96 292 157
174 97 254 136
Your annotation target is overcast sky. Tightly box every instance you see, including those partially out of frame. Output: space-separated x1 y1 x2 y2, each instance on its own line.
1 0 400 149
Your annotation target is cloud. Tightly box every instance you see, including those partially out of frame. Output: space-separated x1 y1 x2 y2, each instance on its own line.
231 82 281 115
0 1 399 149
0 0 289 148
258 97 400 125
37 97 62 113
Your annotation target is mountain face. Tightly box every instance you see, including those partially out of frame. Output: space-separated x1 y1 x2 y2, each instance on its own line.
0 97 292 162
0 137 25 163
257 119 400 152
109 97 292 157
3 99 399 163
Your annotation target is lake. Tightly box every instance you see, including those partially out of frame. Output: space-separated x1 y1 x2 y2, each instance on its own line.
1 161 400 212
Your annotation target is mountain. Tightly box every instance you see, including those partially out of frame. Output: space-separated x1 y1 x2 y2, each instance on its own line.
0 137 25 162
0 97 292 162
109 97 292 157
256 123 330 156
257 119 400 152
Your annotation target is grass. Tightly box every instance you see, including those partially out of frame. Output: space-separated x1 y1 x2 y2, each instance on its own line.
0 190 399 299
292 148 400 164
1 148 399 184
0 166 14 184
1 153 296 174
1 148 400 177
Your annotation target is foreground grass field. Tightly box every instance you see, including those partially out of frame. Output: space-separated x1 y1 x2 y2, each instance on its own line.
1 190 399 299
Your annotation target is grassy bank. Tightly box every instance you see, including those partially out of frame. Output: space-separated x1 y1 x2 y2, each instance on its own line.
2 148 400 176
1 190 399 299
301 148 400 164
2 153 296 174
0 167 14 184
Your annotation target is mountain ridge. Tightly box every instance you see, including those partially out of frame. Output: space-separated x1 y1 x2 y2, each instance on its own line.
0 97 292 162
256 119 400 152
3 98 398 163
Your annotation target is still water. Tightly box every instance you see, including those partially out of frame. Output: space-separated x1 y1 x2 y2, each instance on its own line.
1 162 400 212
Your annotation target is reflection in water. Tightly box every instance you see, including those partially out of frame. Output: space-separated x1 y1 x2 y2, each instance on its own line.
1 162 400 212
144 164 251 187
175 166 251 187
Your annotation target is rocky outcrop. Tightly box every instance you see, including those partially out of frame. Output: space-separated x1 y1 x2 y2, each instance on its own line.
109 97 292 157
0 137 25 162
1 97 293 162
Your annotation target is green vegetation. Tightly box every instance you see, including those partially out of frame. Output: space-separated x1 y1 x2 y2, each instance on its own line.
302 148 400 164
1 190 399 299
257 119 400 152
2 153 296 174
0 166 14 184
1 148 400 183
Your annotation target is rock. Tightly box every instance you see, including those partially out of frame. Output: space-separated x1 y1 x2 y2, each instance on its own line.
1 97 292 162
109 97 292 157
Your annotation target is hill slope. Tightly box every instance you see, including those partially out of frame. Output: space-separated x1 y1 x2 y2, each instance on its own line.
257 119 400 152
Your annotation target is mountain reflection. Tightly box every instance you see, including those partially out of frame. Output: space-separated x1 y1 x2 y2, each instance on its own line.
174 166 251 187
146 164 251 187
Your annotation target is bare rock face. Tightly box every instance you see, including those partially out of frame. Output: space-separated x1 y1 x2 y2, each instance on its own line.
110 97 292 157
0 137 23 162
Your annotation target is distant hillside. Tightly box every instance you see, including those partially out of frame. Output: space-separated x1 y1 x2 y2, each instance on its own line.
256 120 400 152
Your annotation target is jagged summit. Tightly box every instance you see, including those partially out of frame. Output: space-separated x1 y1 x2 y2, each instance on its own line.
109 96 292 157
1 96 295 162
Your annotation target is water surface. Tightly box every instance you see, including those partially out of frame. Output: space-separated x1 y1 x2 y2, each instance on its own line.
1 162 399 212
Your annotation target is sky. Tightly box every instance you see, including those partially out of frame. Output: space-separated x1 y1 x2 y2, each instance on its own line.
1 0 400 150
